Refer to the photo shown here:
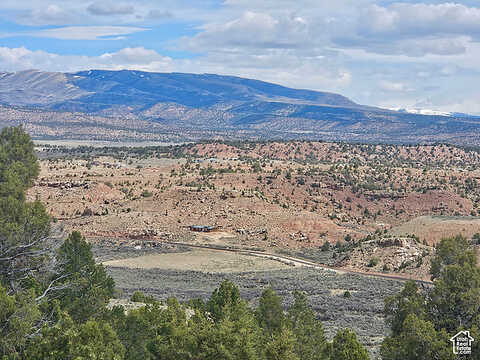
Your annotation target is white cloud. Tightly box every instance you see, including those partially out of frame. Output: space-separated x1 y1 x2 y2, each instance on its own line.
352 36 470 57
178 2 480 60
0 0 210 26
3 26 150 40
0 46 62 72
0 46 36 65
99 47 173 67
16 4 76 26
146 9 173 20
1 1 480 114
0 46 174 73
184 11 310 51
433 96 480 115
379 80 413 93
87 2 135 16
360 3 480 37
333 3 480 57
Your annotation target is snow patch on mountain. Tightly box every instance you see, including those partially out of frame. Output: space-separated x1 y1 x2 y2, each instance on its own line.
390 107 452 117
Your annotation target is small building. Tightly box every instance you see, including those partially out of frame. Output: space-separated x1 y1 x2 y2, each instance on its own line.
189 225 215 232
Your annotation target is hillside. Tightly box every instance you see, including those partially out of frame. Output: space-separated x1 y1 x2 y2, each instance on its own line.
30 140 480 282
1 69 480 144
0 69 359 110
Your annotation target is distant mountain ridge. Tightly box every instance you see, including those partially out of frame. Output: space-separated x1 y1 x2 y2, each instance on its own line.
0 69 480 145
0 69 359 110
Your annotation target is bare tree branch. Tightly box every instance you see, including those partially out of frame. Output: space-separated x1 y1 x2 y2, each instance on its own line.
0 223 66 292
35 273 71 303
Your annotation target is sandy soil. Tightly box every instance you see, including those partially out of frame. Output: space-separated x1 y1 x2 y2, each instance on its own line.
29 142 480 280
389 215 480 244
103 248 290 273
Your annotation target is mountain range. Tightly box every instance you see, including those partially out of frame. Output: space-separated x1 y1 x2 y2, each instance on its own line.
0 69 479 145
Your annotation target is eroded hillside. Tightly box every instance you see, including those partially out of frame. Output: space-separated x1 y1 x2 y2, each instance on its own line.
28 140 480 280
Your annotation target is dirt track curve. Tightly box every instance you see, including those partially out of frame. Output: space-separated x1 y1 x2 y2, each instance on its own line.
164 241 433 286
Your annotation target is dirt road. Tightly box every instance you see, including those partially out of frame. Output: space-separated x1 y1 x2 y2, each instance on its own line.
163 241 433 285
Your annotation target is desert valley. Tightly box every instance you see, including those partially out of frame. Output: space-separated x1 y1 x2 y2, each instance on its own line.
17 139 480 357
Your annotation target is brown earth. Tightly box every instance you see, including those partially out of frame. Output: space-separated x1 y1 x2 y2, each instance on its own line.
103 248 291 273
390 216 480 244
29 141 480 279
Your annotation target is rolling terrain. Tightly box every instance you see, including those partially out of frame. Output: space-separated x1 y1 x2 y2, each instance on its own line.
20 137 480 358
30 140 480 282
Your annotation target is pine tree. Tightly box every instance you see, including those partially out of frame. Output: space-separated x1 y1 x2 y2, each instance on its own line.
381 235 480 360
206 280 242 322
27 313 125 360
55 231 115 323
0 285 41 359
264 327 299 360
255 288 285 336
331 329 369 360
287 290 331 360
0 126 52 291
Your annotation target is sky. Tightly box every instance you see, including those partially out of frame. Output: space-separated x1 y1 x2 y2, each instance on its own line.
1 0 480 114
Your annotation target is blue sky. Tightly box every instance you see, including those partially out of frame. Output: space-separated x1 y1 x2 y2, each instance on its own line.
1 1 480 114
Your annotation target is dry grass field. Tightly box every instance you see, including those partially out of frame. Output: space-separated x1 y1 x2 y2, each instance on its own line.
103 248 291 273
389 215 480 242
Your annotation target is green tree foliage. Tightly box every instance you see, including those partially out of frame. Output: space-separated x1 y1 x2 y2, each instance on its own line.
384 281 426 336
427 235 480 335
381 235 480 360
429 258 480 333
206 279 242 322
0 126 51 291
0 198 51 290
27 314 125 360
114 289 262 360
0 285 41 359
287 290 331 360
147 298 198 360
331 329 370 360
0 125 39 189
430 234 476 280
113 298 195 360
381 314 452 360
130 291 146 303
201 281 262 359
264 327 299 360
194 305 261 360
102 281 367 360
55 231 115 323
113 305 152 360
256 288 285 336
0 125 45 235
